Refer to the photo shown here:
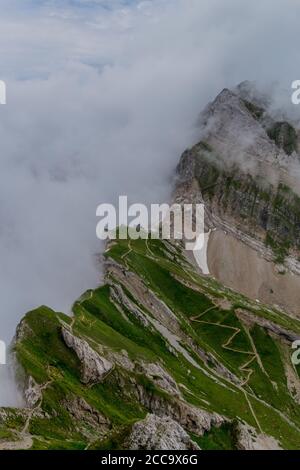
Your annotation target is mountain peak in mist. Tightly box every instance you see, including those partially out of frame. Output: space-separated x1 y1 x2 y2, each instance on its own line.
197 82 299 184
176 83 300 316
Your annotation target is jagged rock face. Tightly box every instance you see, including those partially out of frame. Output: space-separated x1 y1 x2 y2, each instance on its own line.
64 397 110 427
235 81 271 110
62 327 113 385
236 422 282 450
24 376 41 408
122 372 224 437
236 309 299 343
109 284 150 327
107 262 181 335
177 145 300 268
138 362 181 398
199 88 286 173
126 414 200 450
63 397 110 438
171 402 224 436
175 84 300 314
176 87 300 260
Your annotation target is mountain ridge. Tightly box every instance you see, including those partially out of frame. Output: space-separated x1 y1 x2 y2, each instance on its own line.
0 235 300 449
1 84 300 450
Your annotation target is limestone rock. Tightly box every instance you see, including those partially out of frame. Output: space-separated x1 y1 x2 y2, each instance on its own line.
25 376 41 408
127 414 200 450
236 422 282 450
127 374 224 436
62 327 113 385
63 396 110 438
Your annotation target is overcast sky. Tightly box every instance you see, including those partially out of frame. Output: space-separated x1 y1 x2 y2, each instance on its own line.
0 0 300 403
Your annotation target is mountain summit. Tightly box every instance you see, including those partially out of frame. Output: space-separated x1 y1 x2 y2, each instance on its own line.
176 83 300 316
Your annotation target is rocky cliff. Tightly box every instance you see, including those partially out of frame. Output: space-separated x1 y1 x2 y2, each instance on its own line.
175 82 300 315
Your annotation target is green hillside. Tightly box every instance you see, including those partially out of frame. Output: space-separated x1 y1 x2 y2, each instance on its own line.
1 236 300 449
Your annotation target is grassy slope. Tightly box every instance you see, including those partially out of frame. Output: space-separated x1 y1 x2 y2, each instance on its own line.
1 237 300 449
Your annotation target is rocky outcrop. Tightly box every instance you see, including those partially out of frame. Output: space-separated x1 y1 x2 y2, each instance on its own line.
0 435 33 451
176 85 300 264
24 376 42 408
63 396 110 438
174 84 300 316
109 283 150 327
62 328 113 385
236 309 299 343
106 262 181 335
198 86 296 173
236 422 282 450
127 414 200 450
125 374 224 436
138 362 181 398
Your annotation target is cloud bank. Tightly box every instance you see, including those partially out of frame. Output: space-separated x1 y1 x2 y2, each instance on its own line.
0 0 300 404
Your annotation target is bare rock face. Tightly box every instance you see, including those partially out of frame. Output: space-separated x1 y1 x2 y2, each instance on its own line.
236 309 299 343
127 375 224 436
176 84 300 257
127 414 200 450
138 362 181 398
109 284 150 327
63 396 110 438
106 263 181 335
172 402 224 436
64 396 110 427
25 376 41 408
199 88 286 173
62 328 113 385
175 83 300 314
236 422 282 450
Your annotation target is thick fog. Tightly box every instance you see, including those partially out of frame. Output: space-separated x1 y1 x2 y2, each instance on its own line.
1 0 300 404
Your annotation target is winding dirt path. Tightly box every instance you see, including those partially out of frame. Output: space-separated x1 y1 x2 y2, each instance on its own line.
114 238 299 437
0 374 54 450
190 306 265 428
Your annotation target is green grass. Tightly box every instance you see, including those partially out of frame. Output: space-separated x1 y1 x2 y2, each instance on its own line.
192 422 238 450
1 237 300 449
